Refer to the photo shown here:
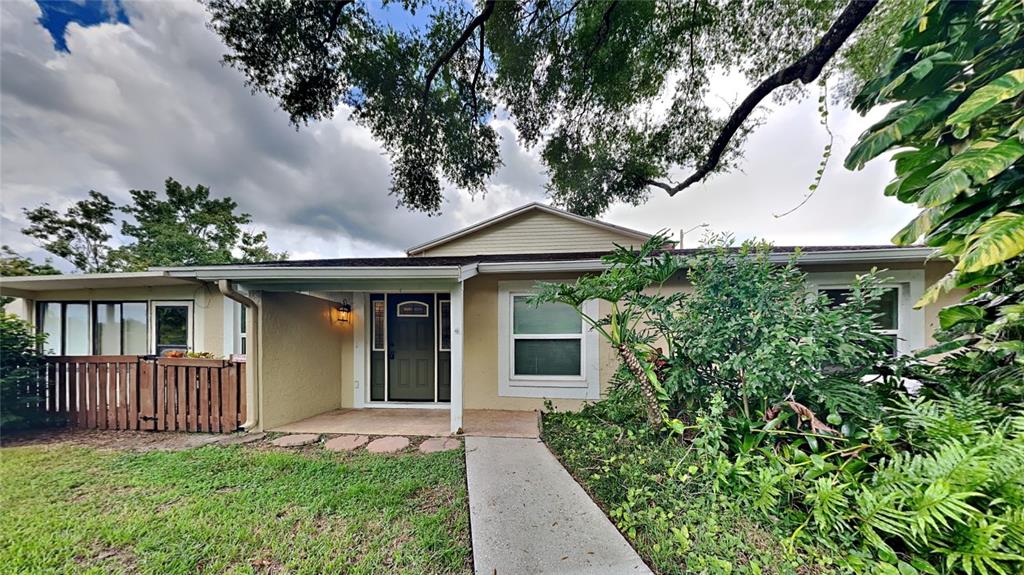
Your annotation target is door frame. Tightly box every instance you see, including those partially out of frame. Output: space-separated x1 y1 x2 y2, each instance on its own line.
150 300 194 355
360 291 451 408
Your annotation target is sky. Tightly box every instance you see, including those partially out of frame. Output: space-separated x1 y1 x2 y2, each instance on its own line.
0 0 920 269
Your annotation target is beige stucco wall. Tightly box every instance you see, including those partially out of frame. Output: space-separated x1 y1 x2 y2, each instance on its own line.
258 291 347 430
456 259 963 412
415 210 649 256
4 283 227 355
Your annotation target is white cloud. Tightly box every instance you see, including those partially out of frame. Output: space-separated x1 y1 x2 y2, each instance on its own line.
1 0 918 267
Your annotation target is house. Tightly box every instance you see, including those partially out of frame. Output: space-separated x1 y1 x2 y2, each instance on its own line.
0 203 961 434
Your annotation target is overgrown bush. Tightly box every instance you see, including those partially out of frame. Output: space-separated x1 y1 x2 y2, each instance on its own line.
0 313 58 432
537 235 1023 574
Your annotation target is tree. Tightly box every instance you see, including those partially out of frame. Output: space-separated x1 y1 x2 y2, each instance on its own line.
120 178 286 267
21 178 286 273
0 246 61 306
845 0 1023 370
22 190 118 273
206 0 897 216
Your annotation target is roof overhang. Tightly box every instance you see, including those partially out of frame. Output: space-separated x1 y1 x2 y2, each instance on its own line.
0 271 199 298
474 247 938 274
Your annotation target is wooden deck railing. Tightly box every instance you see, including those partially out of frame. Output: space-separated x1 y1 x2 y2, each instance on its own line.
39 356 246 433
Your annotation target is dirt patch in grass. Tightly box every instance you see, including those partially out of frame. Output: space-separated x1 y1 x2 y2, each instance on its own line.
415 484 460 514
1 428 222 451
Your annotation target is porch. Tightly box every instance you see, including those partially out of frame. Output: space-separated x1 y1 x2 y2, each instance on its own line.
271 408 539 438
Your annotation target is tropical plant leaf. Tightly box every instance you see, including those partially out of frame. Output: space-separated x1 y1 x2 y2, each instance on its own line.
939 304 987 330
958 212 1024 273
917 170 973 208
947 69 1024 127
846 92 959 170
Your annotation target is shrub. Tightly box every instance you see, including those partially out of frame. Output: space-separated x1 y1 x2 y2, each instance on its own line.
0 313 59 432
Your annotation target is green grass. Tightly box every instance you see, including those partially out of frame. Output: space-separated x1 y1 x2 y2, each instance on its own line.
0 443 471 574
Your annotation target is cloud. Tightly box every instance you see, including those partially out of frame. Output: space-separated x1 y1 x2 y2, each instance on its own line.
1 0 920 267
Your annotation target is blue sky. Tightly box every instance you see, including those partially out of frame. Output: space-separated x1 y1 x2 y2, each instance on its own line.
36 0 129 52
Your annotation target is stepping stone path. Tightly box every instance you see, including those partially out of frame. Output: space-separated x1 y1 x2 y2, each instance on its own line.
217 432 267 446
271 433 320 447
365 436 410 453
324 435 369 452
418 437 461 454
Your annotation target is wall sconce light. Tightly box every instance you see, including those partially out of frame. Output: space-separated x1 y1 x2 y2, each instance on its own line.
333 301 352 324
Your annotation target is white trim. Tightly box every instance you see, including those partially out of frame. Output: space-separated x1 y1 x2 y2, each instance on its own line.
178 267 462 281
450 282 464 433
805 270 926 354
150 300 194 355
497 280 600 400
434 294 439 403
405 202 655 255
384 293 389 402
353 292 367 409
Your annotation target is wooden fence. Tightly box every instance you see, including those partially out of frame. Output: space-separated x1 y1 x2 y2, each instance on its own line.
38 356 246 433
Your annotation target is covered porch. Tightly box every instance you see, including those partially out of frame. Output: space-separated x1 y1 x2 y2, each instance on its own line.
271 408 539 438
185 264 475 434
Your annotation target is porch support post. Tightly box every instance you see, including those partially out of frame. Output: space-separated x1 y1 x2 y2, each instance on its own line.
450 280 464 434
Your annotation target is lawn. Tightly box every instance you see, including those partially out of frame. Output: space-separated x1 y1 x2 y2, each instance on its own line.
0 440 471 575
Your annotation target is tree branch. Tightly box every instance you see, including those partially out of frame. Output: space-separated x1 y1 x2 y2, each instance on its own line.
422 1 497 101
659 0 878 196
471 18 486 118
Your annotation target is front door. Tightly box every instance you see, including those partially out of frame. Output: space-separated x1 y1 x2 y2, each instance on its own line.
387 295 435 401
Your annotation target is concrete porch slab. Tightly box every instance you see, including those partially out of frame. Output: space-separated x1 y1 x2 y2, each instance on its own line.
270 408 539 438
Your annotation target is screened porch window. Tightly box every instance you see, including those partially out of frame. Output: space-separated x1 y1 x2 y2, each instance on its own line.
511 296 583 377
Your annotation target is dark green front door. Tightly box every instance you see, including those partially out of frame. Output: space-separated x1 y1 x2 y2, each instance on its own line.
387 295 435 401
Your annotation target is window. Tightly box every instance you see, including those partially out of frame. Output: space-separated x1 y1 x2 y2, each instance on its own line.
497 281 600 400
438 299 451 351
93 302 148 354
239 304 247 355
512 296 582 377
37 302 90 356
396 301 428 317
372 299 386 351
153 302 192 356
822 287 900 354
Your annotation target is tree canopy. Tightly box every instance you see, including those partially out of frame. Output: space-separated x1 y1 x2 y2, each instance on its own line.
21 178 286 273
206 0 903 217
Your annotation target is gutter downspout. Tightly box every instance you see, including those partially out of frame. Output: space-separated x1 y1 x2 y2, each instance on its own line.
218 280 259 432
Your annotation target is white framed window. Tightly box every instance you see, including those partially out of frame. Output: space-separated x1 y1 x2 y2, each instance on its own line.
372 299 386 351
396 301 429 317
806 270 925 356
497 280 599 399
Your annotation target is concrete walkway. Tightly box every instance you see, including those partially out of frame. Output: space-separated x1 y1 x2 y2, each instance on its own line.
465 437 652 575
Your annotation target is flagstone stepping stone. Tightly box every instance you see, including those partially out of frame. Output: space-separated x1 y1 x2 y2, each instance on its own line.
324 435 369 452
218 432 266 446
418 437 461 454
271 434 319 447
366 436 410 453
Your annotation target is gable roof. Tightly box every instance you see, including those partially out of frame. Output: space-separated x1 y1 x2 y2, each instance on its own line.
405 202 659 256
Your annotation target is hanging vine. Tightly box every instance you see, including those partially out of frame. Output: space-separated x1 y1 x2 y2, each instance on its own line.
775 77 834 218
